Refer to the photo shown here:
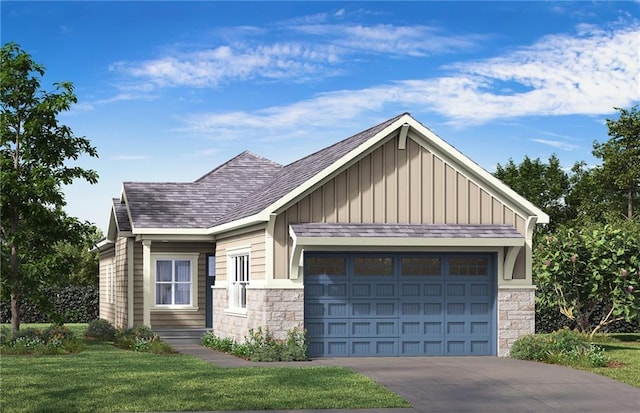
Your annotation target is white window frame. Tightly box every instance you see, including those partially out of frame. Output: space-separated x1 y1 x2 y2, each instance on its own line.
151 253 199 309
106 261 115 304
227 247 250 313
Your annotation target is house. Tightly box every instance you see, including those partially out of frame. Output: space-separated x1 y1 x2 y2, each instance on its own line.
95 113 549 357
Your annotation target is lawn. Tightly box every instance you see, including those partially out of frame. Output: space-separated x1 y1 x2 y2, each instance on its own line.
0 324 409 413
585 333 640 388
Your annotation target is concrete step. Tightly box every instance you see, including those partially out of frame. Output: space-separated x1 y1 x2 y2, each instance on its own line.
155 328 210 346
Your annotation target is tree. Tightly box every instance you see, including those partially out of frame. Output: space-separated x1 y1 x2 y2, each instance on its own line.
494 154 571 229
1 43 98 334
534 220 640 339
592 106 640 220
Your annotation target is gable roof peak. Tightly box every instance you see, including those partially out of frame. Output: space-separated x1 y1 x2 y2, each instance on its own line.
195 150 282 183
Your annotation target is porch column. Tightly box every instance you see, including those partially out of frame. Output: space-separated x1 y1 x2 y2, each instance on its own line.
142 239 152 327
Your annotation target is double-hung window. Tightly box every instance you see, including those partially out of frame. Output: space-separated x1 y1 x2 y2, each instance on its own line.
154 255 197 307
228 249 250 311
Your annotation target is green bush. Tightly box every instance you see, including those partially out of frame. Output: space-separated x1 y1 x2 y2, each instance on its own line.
113 325 174 354
85 319 117 341
0 324 84 355
0 285 98 323
201 327 308 362
510 329 609 367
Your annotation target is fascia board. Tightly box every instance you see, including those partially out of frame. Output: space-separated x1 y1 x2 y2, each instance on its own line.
294 236 524 248
91 238 114 253
207 216 268 235
135 234 214 242
406 119 550 224
106 208 118 242
263 115 412 217
132 228 210 235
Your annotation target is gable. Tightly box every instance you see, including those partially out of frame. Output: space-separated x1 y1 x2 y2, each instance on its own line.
278 133 533 232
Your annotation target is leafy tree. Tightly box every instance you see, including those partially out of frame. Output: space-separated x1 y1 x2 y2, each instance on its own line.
1 43 98 334
534 220 640 339
494 154 571 229
592 106 640 220
52 226 102 287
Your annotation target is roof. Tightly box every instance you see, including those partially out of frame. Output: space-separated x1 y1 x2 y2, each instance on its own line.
112 198 131 231
109 112 549 234
217 113 407 225
122 151 282 229
290 223 524 239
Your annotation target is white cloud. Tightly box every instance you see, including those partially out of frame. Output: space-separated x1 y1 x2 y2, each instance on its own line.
182 23 640 138
292 24 483 56
110 42 342 88
530 139 579 151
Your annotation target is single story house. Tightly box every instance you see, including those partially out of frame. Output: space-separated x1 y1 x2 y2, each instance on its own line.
95 113 549 357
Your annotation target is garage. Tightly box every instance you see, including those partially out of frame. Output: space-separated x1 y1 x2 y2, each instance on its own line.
304 253 496 357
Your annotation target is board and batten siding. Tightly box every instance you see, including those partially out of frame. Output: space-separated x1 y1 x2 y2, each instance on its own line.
146 241 214 328
273 135 529 279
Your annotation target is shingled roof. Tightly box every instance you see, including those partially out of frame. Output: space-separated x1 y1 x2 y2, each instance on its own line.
122 151 282 229
290 223 524 239
216 113 407 225
119 114 405 230
112 198 131 232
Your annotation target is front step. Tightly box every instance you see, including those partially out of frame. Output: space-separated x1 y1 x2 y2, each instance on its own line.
155 328 210 346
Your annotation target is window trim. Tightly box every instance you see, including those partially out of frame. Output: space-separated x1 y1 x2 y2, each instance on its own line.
151 253 199 310
227 247 251 314
106 260 115 304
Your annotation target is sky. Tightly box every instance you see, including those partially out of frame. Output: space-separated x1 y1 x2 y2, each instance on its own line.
2 1 639 232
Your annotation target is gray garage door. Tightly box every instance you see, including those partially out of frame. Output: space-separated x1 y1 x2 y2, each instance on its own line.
304 253 496 357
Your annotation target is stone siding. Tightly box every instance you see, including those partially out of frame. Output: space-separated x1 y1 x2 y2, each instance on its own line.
213 288 304 342
497 288 535 357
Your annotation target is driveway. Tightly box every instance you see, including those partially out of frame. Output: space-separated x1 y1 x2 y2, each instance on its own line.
314 356 640 413
174 345 640 413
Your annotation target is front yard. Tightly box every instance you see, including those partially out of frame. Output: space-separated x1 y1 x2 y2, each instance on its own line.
583 334 640 388
0 324 408 413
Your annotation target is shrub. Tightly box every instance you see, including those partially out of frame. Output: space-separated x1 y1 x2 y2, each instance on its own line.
113 325 174 354
201 327 308 362
0 285 98 323
0 324 84 355
511 329 609 367
85 319 117 341
201 332 234 353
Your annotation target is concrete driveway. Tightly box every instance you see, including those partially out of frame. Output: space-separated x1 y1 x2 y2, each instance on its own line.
174 345 640 413
315 356 640 413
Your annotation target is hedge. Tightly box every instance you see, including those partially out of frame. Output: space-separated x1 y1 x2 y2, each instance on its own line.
0 285 98 324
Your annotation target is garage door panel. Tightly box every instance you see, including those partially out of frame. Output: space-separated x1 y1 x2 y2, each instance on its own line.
304 253 495 357
352 339 397 356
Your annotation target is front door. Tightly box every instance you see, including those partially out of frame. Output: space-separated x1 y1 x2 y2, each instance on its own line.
205 254 216 329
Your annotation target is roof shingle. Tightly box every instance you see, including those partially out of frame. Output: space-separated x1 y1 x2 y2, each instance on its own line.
290 223 524 239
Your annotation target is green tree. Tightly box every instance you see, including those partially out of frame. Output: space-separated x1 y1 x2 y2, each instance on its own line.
494 154 571 229
534 220 640 339
1 43 98 334
592 106 640 220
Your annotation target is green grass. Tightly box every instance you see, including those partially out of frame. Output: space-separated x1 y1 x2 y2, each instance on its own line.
583 333 640 388
1 324 409 412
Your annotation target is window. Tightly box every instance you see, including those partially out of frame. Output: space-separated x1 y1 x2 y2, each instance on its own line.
354 257 393 276
448 256 490 276
305 256 346 276
106 262 115 304
401 257 441 276
154 258 194 306
229 251 250 310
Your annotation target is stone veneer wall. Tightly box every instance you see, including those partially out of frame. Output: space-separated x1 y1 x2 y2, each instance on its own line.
213 288 304 342
497 288 535 357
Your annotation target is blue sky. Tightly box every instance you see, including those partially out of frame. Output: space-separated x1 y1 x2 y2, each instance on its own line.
2 1 639 232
